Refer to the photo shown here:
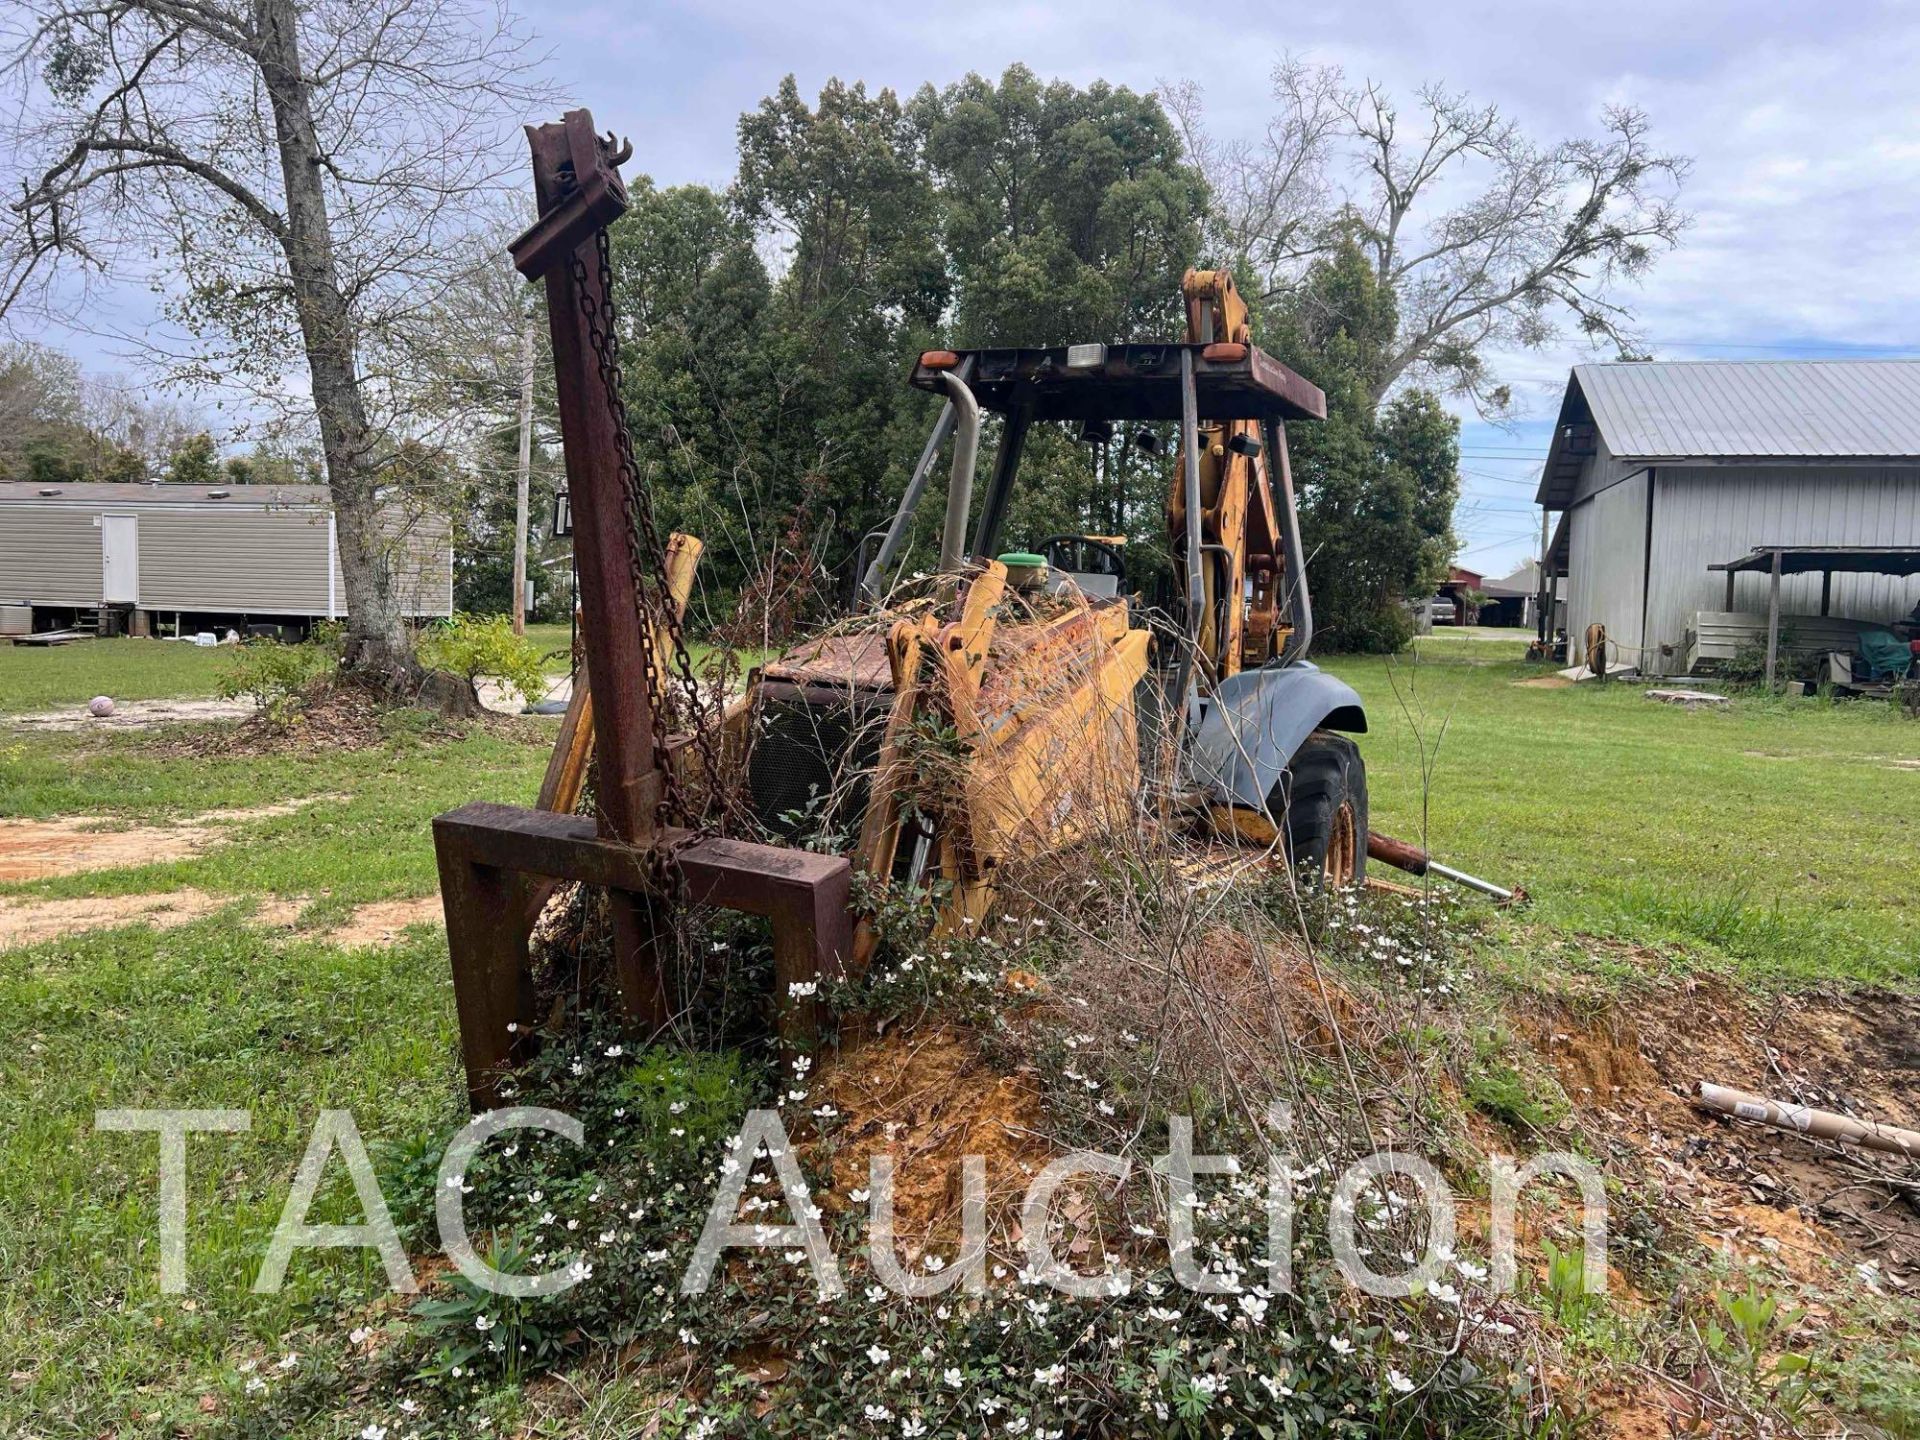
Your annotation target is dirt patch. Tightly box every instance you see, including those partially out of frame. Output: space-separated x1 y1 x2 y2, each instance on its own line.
0 887 449 950
1520 979 1920 1290
251 895 308 928
5 697 256 733
476 674 573 715
146 679 546 760
1513 675 1573 689
0 888 229 948
1703 1200 1836 1289
1587 1381 1699 1439
327 896 444 947
812 1025 1052 1260
0 817 211 882
0 796 336 883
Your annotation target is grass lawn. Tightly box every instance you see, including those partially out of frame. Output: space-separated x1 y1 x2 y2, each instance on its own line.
0 629 1915 1431
0 637 234 713
0 714 551 1433
523 622 771 680
1323 632 1920 989
523 620 574 672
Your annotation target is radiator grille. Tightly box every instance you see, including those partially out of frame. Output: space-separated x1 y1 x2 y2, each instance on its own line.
746 683 888 845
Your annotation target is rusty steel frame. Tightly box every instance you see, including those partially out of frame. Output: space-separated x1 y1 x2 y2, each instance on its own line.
435 804 848 1108
434 108 852 1109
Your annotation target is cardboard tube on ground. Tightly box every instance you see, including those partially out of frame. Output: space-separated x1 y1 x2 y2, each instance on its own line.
1691 1082 1920 1159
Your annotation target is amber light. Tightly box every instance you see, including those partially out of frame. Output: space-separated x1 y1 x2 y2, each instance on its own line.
1201 342 1248 363
920 349 960 370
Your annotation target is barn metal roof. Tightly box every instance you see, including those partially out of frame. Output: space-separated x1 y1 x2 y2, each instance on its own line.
0 480 330 507
1535 359 1920 506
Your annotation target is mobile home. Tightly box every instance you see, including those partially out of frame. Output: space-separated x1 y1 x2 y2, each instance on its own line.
0 481 452 638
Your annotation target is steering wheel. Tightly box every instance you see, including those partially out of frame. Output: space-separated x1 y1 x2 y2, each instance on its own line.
1035 534 1127 583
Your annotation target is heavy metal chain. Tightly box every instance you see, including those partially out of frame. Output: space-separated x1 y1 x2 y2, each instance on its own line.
567 227 733 838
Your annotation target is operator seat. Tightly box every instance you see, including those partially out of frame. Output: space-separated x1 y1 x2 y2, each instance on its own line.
1036 534 1126 601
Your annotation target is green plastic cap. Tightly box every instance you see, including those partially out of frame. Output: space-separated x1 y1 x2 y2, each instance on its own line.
997 552 1047 567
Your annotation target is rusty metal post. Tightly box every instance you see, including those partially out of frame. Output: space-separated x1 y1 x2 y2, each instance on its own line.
434 803 853 1105
513 113 669 1032
516 113 657 846
434 830 537 1107
434 109 856 1111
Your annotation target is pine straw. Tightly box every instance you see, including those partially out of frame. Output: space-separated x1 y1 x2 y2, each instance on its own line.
149 676 525 758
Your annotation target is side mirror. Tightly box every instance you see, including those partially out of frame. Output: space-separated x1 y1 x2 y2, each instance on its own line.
1227 432 1263 458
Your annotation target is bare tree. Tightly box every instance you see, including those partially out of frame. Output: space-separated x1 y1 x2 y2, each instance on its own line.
1164 60 1689 414
400 207 557 628
80 371 202 469
0 0 552 681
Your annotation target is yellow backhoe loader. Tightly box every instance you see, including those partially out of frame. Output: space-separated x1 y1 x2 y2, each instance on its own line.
736 269 1370 949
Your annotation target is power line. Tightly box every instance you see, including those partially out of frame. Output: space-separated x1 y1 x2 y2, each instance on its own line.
1649 338 1920 354
1459 480 1551 495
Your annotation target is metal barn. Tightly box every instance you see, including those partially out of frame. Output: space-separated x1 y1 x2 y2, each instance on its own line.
1535 361 1920 676
0 481 453 637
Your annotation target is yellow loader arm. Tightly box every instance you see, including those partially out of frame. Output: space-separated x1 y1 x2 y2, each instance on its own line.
1168 269 1293 681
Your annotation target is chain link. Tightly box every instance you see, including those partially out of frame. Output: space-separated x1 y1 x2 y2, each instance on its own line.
567 228 734 841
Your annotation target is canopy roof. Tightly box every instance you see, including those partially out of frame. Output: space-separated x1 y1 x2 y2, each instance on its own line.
1708 544 1920 577
908 344 1327 424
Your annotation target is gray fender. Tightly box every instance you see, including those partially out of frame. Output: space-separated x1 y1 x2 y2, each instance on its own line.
1185 662 1368 812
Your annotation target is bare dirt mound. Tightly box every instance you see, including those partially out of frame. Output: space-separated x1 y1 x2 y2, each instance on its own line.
813 1025 1051 1260
152 685 400 757
0 797 335 882
1521 978 1920 1289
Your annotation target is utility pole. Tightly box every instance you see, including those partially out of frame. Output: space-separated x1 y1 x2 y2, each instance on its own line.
510 316 536 634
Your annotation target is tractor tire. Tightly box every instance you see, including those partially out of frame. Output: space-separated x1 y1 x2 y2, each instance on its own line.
1267 731 1368 886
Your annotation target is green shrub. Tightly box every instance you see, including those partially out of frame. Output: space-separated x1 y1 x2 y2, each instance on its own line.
418 613 546 706
215 638 332 724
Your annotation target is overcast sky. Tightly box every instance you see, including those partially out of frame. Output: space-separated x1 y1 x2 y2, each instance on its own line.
29 0 1920 576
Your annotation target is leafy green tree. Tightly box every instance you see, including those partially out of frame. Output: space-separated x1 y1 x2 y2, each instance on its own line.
1265 240 1458 651
221 446 320 487
163 432 221 486
452 424 565 621
736 77 946 324
905 68 1207 576
914 65 1205 347
604 178 783 611
722 79 951 608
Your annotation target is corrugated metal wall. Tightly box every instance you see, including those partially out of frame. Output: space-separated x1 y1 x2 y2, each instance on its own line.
1644 467 1920 667
140 510 333 612
1569 434 1641 505
0 507 101 605
1564 469 1651 658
